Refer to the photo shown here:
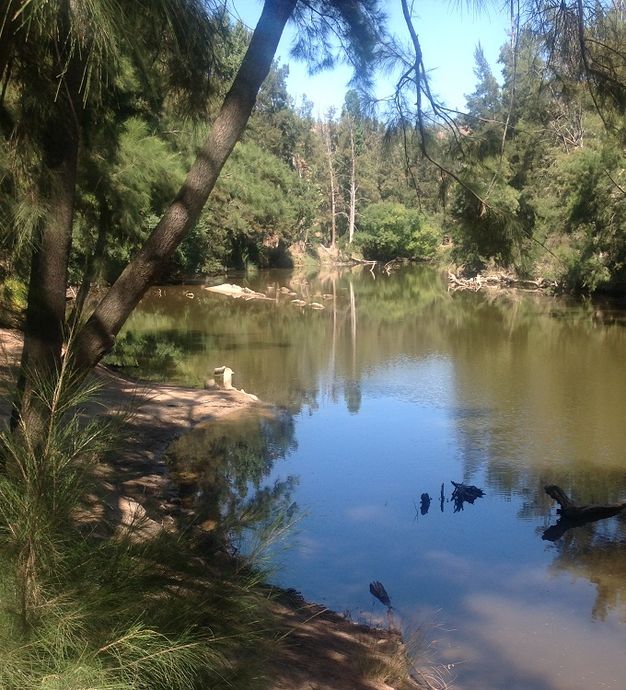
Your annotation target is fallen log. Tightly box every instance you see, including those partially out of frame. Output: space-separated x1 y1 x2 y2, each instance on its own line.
447 271 559 292
544 485 626 521
542 485 626 541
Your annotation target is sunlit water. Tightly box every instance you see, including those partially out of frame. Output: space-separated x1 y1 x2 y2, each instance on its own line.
115 266 626 690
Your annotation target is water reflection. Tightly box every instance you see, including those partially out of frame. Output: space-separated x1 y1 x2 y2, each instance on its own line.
164 410 298 551
548 517 626 623
114 265 626 688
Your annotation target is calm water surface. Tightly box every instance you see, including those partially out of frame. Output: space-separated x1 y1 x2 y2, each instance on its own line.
115 266 626 690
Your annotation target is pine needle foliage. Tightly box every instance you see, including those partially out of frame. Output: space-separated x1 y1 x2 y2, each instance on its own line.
0 360 285 689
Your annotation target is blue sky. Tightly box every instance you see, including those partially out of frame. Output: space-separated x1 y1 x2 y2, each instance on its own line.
228 1 511 116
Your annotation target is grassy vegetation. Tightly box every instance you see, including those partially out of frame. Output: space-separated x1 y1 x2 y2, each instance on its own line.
0 277 26 328
0 362 288 690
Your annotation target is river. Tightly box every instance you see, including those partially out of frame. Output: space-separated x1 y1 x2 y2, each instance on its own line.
112 265 626 690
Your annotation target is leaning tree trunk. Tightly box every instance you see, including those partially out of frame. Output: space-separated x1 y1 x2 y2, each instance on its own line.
72 0 297 372
71 195 111 326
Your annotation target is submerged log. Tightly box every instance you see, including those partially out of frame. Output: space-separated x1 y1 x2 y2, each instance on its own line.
542 485 626 541
545 485 626 520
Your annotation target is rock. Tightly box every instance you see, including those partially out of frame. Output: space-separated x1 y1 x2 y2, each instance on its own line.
214 366 234 389
309 302 325 310
203 283 268 300
116 496 161 541
291 299 307 306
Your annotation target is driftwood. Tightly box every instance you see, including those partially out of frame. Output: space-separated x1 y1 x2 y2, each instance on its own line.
448 271 558 293
369 581 392 608
545 485 626 520
349 257 378 267
451 481 485 512
542 485 626 541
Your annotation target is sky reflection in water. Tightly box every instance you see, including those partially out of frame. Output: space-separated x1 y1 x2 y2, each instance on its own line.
118 267 626 690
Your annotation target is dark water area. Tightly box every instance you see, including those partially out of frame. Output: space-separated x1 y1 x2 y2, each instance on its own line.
114 266 626 690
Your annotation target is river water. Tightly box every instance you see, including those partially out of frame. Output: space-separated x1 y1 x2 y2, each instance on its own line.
113 266 626 690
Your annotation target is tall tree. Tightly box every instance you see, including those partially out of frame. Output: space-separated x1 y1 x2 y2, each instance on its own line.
320 114 339 249
3 0 223 435
3 0 385 436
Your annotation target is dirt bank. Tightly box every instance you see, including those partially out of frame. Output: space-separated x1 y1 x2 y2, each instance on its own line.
0 328 423 690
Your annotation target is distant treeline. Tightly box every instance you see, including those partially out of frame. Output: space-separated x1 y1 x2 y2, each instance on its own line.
1 6 625 296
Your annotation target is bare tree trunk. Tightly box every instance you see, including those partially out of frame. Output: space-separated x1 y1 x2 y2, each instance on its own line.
322 119 338 250
72 0 297 371
347 122 357 244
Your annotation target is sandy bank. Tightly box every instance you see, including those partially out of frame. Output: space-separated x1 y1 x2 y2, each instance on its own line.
0 328 266 533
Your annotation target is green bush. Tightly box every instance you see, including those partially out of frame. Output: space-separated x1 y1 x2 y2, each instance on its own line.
356 202 440 262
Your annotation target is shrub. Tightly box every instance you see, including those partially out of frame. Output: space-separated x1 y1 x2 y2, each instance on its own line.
356 202 440 262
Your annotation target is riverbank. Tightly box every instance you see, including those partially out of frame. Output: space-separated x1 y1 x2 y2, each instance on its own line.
0 328 423 690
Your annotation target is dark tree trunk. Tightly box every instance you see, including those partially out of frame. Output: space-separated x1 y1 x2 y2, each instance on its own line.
72 0 297 372
12 29 81 436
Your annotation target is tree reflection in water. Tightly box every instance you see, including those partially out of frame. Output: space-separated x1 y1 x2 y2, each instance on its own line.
115 265 626 642
546 517 626 623
164 409 299 556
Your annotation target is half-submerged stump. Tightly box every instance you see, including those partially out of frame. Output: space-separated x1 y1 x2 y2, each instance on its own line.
451 481 485 512
543 485 626 541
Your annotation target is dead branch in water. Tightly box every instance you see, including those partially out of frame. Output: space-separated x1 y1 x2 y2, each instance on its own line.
448 271 558 293
542 485 626 541
451 481 484 512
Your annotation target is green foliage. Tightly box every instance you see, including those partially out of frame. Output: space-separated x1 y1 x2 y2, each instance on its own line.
0 363 294 689
452 171 522 274
0 276 27 326
532 142 626 291
174 140 317 274
72 117 186 284
356 202 440 261
2 0 624 295
407 219 441 262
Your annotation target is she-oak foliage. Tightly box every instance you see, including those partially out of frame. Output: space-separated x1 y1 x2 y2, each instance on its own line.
1 0 385 429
